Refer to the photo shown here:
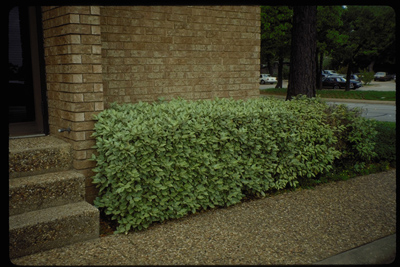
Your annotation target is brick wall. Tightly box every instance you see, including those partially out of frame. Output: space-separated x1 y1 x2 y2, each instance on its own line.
42 6 104 202
100 6 260 106
41 6 260 203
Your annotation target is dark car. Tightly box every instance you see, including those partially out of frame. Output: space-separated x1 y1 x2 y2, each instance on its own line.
322 77 361 89
349 74 361 82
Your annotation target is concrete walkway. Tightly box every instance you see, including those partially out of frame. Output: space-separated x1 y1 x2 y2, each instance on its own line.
315 234 396 264
11 169 396 265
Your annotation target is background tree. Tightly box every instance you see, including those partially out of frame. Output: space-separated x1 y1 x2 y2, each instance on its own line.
316 6 345 89
286 6 317 100
350 6 395 72
260 6 292 88
330 6 395 90
260 5 395 94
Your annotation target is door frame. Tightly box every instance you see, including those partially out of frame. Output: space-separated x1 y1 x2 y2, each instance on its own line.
9 6 48 138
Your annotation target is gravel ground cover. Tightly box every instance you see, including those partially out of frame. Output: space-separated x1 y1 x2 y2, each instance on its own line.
11 169 396 265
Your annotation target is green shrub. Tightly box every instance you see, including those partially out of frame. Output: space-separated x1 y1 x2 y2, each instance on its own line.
373 121 396 166
360 69 375 85
323 103 378 170
91 97 343 233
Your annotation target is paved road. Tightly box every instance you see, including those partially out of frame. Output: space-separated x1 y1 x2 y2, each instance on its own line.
356 80 396 91
260 80 396 91
326 101 396 122
260 80 396 122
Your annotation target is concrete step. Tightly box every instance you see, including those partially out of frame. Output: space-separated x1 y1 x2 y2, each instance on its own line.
9 136 72 179
9 170 86 216
9 202 99 259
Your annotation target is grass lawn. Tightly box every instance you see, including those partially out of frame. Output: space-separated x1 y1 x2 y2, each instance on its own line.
260 88 396 101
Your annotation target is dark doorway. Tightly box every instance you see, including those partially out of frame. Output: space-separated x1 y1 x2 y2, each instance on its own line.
8 6 48 138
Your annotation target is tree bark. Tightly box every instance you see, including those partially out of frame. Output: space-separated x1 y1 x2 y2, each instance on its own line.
275 55 284 88
266 54 274 76
315 47 319 89
368 60 375 72
345 62 352 91
318 51 324 89
286 6 317 100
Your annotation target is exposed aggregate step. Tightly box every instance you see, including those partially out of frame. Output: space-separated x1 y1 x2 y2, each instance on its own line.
9 170 86 216
9 201 99 259
9 136 72 178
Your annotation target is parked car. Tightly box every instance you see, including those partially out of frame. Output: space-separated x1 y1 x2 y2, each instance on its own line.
374 72 393 81
260 74 277 84
322 70 338 76
350 78 363 88
349 74 361 82
322 77 361 89
324 70 347 78
354 73 364 81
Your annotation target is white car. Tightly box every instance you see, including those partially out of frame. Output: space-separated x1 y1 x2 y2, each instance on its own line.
374 72 392 81
260 74 277 84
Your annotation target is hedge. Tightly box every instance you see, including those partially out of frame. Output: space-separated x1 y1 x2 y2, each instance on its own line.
372 121 396 166
323 103 378 171
91 96 372 233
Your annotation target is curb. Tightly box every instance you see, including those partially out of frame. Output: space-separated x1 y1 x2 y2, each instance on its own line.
314 234 396 265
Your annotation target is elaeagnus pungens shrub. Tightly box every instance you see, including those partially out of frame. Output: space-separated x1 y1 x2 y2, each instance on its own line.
91 96 373 233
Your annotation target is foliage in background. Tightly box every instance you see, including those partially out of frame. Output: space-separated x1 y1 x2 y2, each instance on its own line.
261 6 396 76
91 97 378 234
260 6 292 75
359 69 375 85
330 6 395 73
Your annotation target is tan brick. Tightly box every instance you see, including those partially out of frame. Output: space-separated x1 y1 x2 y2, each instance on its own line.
60 110 85 122
82 54 102 64
80 14 100 25
85 111 101 121
81 35 101 45
59 92 84 102
92 45 101 54
90 6 101 15
93 83 103 92
71 121 95 131
73 158 96 170
74 150 88 160
83 73 102 83
94 102 104 111
71 139 96 151
64 102 95 112
70 131 86 141
83 92 104 102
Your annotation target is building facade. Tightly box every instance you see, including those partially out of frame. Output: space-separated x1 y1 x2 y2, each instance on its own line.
10 6 261 203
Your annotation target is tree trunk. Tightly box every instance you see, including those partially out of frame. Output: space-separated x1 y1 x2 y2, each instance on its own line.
345 62 352 91
315 47 320 90
318 51 324 89
266 54 274 76
286 6 317 100
275 55 284 88
368 60 375 72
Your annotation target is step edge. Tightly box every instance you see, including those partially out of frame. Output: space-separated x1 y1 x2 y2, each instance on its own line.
9 202 98 230
9 171 86 216
9 202 99 259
